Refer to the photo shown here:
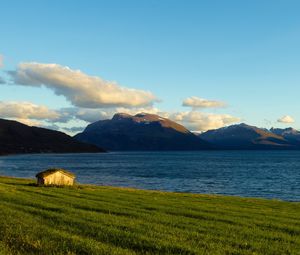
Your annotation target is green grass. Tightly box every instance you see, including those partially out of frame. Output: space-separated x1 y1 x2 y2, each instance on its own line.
0 176 300 255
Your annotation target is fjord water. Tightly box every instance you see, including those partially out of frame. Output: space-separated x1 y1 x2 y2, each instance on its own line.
0 151 300 201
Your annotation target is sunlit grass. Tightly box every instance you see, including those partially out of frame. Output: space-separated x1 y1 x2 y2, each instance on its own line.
0 176 300 254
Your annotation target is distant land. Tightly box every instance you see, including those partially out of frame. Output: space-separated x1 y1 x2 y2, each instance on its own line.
199 123 300 150
1 114 300 155
75 113 210 151
0 118 105 156
75 113 300 151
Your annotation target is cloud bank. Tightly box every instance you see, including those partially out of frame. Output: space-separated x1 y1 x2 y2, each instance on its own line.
0 100 240 132
179 97 238 131
0 55 3 68
277 115 295 124
66 107 239 132
58 106 165 123
3 62 241 133
182 96 226 109
0 101 60 122
171 111 240 131
9 62 157 108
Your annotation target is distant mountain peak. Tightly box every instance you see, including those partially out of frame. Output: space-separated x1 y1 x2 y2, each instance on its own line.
270 127 298 133
209 123 257 133
75 112 209 151
134 113 148 117
199 122 295 149
112 113 132 120
237 123 249 127
233 123 257 129
112 113 163 122
270 127 300 143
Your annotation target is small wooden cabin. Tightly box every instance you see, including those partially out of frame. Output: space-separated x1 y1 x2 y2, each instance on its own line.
36 168 75 186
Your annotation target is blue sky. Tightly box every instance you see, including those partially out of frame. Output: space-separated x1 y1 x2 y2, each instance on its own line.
0 0 299 132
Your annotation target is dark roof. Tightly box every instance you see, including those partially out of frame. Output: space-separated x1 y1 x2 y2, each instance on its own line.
36 168 76 178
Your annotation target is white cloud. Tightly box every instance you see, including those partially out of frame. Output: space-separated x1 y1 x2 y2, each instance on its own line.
3 62 240 133
41 124 84 134
58 108 111 123
58 106 166 123
277 115 295 124
62 126 86 133
114 106 168 118
0 101 241 132
182 96 226 109
12 118 42 127
76 109 109 122
0 101 60 121
8 62 157 108
170 111 240 131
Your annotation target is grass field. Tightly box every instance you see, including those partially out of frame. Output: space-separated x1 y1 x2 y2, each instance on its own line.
0 176 300 255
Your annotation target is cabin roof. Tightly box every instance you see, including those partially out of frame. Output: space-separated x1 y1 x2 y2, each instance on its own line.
36 168 75 178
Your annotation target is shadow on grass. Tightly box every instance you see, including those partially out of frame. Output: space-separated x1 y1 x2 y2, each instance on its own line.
0 181 37 187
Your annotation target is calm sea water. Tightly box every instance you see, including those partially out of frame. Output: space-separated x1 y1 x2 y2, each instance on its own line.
0 151 300 201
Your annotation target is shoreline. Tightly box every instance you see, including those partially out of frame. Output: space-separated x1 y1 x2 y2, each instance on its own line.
1 175 298 203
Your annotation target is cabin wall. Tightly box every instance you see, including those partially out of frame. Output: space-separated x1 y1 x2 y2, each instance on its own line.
37 177 44 186
43 172 74 186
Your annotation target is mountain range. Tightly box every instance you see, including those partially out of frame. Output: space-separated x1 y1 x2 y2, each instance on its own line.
75 113 300 151
75 113 209 150
0 118 105 155
199 123 299 149
270 127 300 145
0 114 299 155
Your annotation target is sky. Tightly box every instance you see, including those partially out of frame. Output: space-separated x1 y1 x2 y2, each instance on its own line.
0 0 299 133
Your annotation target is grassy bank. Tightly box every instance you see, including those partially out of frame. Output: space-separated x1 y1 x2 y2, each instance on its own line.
0 177 300 254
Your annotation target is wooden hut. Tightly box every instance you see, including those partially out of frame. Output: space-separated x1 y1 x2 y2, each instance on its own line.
36 168 75 186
